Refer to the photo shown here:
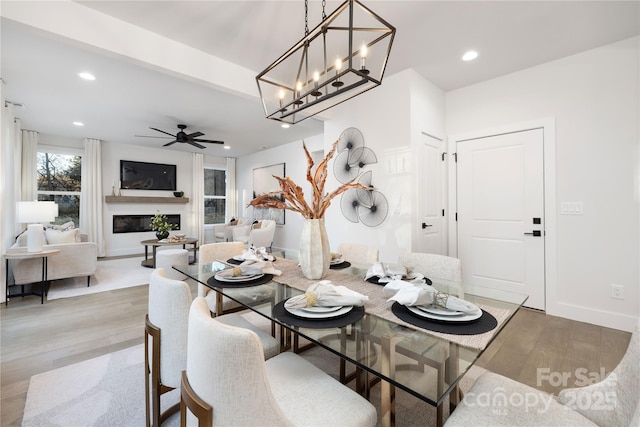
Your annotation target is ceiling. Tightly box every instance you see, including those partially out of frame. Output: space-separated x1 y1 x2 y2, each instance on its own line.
2 1 638 157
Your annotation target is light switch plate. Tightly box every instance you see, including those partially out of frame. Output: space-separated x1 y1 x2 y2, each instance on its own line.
560 202 583 215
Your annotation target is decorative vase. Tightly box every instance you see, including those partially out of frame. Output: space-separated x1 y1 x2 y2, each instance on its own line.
156 231 169 240
299 219 330 279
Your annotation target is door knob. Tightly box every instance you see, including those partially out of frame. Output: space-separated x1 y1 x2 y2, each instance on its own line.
421 223 432 229
524 230 542 237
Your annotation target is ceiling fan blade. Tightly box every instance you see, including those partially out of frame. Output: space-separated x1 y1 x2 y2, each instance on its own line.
188 141 206 149
187 131 204 138
192 138 225 144
134 134 173 139
163 140 178 146
150 127 176 137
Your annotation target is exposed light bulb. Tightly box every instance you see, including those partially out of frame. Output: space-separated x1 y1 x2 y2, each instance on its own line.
313 71 320 82
73 121 84 126
335 58 342 71
281 123 290 129
360 44 368 58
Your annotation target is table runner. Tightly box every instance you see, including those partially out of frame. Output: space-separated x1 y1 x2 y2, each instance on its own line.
271 258 511 350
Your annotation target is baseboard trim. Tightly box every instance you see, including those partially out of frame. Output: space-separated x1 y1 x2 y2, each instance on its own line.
547 301 637 332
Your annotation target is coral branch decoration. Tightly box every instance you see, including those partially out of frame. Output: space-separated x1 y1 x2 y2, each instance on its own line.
249 140 366 219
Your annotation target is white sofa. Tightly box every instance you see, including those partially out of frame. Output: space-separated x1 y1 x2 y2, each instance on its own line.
10 226 98 286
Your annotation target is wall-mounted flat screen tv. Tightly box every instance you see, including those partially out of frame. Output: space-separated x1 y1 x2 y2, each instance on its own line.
120 160 177 190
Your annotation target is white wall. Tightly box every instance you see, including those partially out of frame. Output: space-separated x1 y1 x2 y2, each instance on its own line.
101 142 203 256
323 69 445 263
235 134 324 252
446 36 640 331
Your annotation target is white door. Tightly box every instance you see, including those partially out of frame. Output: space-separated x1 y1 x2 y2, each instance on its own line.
457 128 545 309
417 133 446 255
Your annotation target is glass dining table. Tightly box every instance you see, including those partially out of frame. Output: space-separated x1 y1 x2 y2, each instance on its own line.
173 250 528 427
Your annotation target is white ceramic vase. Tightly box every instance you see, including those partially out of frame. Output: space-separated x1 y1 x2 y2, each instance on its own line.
299 218 330 279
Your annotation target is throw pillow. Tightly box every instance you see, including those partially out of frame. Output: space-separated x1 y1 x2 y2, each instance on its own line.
45 228 80 244
16 229 30 247
46 221 75 232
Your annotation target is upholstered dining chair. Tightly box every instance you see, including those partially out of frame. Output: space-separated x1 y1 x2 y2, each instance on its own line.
399 252 464 297
145 268 280 427
197 242 275 319
337 242 379 267
180 296 378 427
445 319 640 426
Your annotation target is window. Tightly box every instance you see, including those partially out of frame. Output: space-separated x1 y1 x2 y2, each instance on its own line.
204 168 226 224
37 150 81 226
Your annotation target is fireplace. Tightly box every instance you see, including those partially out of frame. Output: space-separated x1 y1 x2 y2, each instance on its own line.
113 214 181 234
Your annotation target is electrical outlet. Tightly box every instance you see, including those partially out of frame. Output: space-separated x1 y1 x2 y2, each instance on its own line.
611 284 624 299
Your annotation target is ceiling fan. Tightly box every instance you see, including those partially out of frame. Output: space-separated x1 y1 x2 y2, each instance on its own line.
137 124 224 149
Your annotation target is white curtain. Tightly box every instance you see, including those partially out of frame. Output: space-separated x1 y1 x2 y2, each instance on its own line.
2 92 23 301
80 138 106 257
20 130 38 201
192 153 205 245
226 157 238 220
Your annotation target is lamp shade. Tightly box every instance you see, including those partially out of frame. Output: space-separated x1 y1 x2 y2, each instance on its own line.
17 201 58 223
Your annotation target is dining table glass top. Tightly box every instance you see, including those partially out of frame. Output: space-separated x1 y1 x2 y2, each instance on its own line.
173 249 528 408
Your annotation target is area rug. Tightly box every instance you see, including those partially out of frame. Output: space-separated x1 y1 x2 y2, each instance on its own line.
22 325 487 427
46 257 150 300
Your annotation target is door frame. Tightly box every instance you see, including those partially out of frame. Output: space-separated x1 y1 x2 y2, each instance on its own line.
447 118 556 311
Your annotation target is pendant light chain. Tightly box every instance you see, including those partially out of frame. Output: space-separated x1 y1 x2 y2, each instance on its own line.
304 0 309 36
322 0 326 20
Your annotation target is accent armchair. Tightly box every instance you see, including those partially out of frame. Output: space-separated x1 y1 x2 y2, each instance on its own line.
232 219 276 250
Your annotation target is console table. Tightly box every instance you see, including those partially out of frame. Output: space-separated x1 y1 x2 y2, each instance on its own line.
4 248 60 305
140 238 198 268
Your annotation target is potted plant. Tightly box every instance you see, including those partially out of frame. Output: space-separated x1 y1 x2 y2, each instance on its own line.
150 211 174 240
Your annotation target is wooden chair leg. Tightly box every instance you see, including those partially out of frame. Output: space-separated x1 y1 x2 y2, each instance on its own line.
145 315 179 427
181 371 212 427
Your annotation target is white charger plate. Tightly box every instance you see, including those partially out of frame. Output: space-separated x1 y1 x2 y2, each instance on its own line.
407 305 482 322
330 258 344 265
416 304 462 316
301 305 344 313
214 271 264 282
285 305 353 319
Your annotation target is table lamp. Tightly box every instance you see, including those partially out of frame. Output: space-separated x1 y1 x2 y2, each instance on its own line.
17 201 59 252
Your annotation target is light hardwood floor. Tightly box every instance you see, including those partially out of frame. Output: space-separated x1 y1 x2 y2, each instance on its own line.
0 278 631 426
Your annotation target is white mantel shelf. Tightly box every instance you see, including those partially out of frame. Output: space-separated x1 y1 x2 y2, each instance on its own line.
105 196 190 204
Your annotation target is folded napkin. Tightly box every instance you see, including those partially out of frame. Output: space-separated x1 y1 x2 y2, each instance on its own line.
284 280 369 309
365 262 403 282
383 280 478 314
240 246 275 262
364 262 425 285
239 259 281 276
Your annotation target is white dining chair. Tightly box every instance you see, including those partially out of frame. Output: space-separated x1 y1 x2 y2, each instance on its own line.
198 241 277 337
399 251 464 297
181 296 377 427
338 242 379 266
146 268 279 426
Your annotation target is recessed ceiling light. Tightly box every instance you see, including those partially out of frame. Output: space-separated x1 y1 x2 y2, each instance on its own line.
462 51 478 61
281 123 290 129
78 72 96 81
224 145 231 150
73 121 84 126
